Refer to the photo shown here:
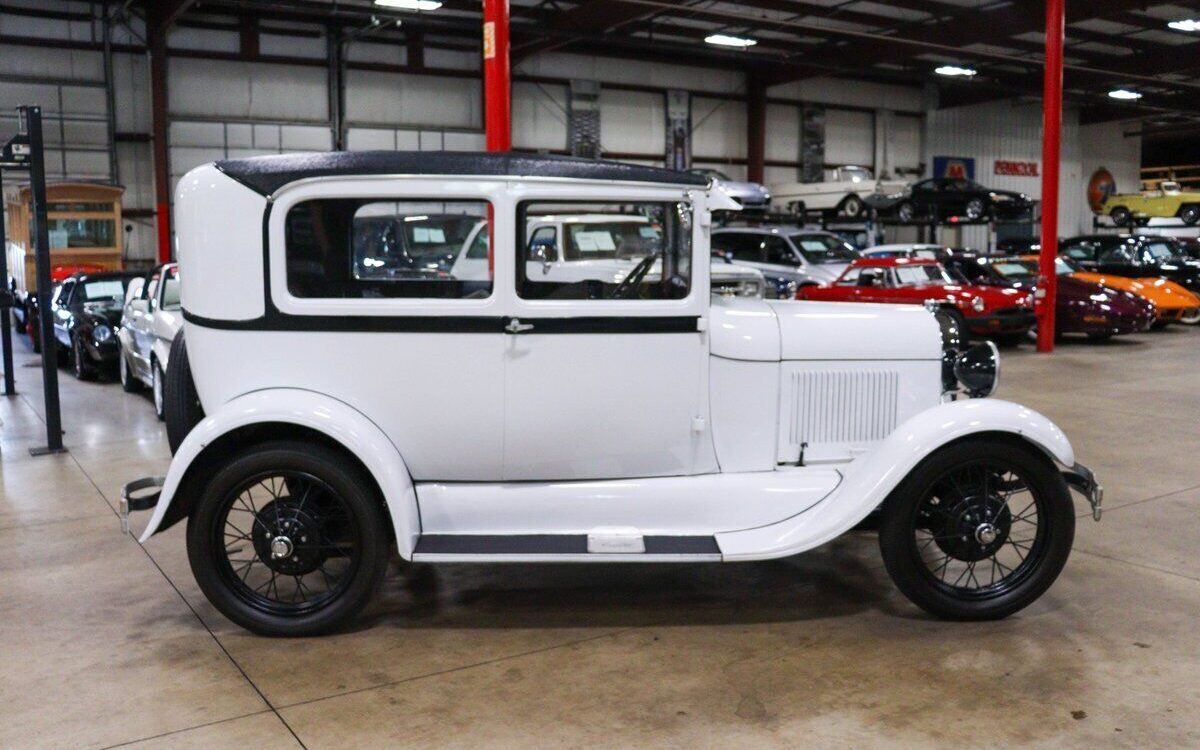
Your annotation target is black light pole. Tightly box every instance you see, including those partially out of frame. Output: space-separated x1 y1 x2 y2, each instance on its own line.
22 106 65 455
0 168 15 396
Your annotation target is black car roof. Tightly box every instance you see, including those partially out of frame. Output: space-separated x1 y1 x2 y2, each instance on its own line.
69 271 141 282
214 151 708 196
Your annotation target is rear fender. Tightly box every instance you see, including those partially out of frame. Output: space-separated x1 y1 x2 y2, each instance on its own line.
716 398 1074 561
137 388 420 558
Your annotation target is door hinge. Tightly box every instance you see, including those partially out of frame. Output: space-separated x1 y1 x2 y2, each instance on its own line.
696 317 708 332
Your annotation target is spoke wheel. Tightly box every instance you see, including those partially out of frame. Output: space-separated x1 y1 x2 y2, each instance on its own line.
879 438 1075 620
216 471 360 617
187 441 390 636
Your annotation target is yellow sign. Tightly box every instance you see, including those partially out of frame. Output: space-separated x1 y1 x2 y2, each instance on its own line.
483 21 495 60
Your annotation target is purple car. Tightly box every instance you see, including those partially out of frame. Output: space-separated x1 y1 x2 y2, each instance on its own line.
943 251 1154 340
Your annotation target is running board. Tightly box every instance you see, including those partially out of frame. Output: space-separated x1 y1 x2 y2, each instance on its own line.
411 534 722 563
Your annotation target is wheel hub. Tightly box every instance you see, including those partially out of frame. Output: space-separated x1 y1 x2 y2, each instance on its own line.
929 491 1012 562
251 498 329 576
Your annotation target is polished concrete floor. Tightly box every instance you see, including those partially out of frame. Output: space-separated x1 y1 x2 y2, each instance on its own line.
1 326 1198 749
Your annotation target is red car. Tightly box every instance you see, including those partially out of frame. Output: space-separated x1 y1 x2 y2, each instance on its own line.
797 257 1036 343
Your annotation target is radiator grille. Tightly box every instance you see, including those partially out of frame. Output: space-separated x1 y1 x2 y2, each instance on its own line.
785 369 900 446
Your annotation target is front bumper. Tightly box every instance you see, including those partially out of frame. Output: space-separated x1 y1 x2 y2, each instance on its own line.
966 308 1037 334
1062 462 1103 521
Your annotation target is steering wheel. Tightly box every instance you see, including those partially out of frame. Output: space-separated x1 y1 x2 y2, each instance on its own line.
609 252 660 300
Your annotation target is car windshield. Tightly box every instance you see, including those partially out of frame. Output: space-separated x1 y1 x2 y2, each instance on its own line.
161 267 181 311
563 220 662 261
1055 257 1079 275
79 279 127 303
1142 241 1177 261
841 166 873 182
893 264 951 285
788 234 858 264
950 178 984 191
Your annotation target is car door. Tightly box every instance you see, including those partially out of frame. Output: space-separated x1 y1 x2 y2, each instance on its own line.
1094 240 1138 276
131 269 159 379
503 191 714 481
51 280 74 348
909 179 939 217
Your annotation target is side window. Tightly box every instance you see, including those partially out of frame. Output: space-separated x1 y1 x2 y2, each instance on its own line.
1097 243 1132 264
54 280 74 306
717 234 766 262
836 267 861 285
527 226 558 261
284 199 492 299
1062 241 1092 261
517 201 692 301
160 267 181 311
146 272 162 310
465 228 489 260
764 237 796 265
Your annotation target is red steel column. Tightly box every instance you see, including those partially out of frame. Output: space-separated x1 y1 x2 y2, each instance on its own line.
483 0 511 152
1037 0 1064 353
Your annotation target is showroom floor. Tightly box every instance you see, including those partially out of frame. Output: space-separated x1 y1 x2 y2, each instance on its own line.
1 329 1198 750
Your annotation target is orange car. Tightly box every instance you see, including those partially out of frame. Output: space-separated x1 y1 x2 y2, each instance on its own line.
1020 255 1200 326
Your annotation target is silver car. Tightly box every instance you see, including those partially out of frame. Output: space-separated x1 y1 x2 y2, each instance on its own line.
710 227 861 293
688 168 771 213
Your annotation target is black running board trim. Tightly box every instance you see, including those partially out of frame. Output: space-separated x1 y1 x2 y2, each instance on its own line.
413 534 720 555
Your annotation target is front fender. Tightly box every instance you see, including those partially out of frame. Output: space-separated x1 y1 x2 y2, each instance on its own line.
716 398 1074 561
137 388 421 558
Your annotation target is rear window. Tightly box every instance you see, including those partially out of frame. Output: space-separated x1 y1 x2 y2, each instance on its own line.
894 265 949 285
789 234 858 264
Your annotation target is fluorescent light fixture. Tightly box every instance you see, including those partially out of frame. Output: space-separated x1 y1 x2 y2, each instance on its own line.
935 65 977 77
705 33 757 48
374 0 442 10
1107 88 1143 100
1168 19 1200 32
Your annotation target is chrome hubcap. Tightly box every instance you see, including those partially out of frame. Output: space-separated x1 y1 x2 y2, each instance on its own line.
975 523 998 545
270 535 294 559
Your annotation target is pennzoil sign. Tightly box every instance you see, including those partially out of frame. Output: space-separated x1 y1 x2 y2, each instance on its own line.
994 160 1039 177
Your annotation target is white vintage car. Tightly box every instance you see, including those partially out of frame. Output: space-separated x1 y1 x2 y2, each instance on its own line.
117 262 182 419
771 166 908 218
122 152 1101 636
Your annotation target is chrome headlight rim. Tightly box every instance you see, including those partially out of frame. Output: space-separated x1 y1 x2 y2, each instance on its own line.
953 340 1000 398
93 324 113 344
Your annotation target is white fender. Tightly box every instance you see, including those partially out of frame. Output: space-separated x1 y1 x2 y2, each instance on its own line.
138 388 421 558
716 398 1074 561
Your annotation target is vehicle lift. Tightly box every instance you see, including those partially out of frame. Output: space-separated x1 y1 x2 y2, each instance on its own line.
1 105 67 455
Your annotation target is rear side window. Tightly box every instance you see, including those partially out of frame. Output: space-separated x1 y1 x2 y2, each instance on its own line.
712 233 766 262
284 199 492 299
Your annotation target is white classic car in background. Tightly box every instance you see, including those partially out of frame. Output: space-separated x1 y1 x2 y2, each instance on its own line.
117 262 182 419
121 151 1100 637
771 166 908 218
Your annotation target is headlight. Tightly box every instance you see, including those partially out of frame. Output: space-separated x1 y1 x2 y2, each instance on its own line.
971 296 986 312
93 325 112 344
930 307 964 392
739 280 763 298
954 341 1000 398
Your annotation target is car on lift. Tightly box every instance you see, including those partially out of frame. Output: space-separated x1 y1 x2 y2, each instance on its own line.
710 226 860 295
118 262 183 418
48 270 141 380
1035 253 1200 327
1100 181 1200 227
947 253 1155 340
121 151 1099 636
770 165 908 220
880 177 1034 224
797 256 1037 345
1059 234 1200 297
687 167 771 214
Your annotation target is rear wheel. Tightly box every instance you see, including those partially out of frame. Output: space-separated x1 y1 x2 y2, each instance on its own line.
1179 308 1200 325
896 201 915 223
186 441 391 636
1180 204 1200 226
879 438 1075 620
964 198 986 221
1109 206 1132 227
151 360 165 421
165 332 206 454
839 194 866 219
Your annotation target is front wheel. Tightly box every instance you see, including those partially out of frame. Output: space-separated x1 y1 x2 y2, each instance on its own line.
964 198 986 221
119 347 141 392
1180 204 1200 226
896 201 915 223
879 438 1075 620
1179 308 1200 325
186 441 391 636
1109 206 1132 227
839 194 866 219
151 360 165 421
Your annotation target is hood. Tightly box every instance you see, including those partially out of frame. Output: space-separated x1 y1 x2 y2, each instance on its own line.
1058 276 1152 314
709 296 941 362
81 302 123 326
1069 272 1200 309
715 181 771 202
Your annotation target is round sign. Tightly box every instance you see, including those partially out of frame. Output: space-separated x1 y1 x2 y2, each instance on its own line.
1087 168 1116 213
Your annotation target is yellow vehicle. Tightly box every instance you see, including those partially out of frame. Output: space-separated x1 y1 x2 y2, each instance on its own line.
1100 181 1200 227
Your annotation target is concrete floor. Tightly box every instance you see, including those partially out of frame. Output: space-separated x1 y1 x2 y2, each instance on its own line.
1 326 1198 750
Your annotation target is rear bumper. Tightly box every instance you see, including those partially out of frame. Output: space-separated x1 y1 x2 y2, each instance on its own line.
1062 462 1103 521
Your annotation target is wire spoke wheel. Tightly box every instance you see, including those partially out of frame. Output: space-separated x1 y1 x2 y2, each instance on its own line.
213 470 362 616
912 460 1045 598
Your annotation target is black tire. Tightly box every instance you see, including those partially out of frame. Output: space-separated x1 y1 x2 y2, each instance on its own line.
72 336 96 380
879 438 1075 620
186 440 391 636
839 194 866 219
1109 206 1132 227
151 359 166 421
964 198 986 221
119 346 141 392
896 201 915 223
1180 204 1200 226
164 332 205 455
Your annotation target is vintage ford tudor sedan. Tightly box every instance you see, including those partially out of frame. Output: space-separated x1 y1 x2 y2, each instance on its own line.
122 152 1101 636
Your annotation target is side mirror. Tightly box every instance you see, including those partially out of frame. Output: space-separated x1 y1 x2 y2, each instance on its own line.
531 242 554 274
125 278 145 304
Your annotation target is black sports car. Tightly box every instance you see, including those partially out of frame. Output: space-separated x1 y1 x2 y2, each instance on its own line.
882 178 1034 224
50 270 142 380
1059 234 1200 294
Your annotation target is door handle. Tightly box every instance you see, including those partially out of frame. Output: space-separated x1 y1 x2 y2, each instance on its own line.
505 318 534 334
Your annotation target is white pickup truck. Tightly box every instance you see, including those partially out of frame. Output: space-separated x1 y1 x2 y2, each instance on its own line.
770 166 908 219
